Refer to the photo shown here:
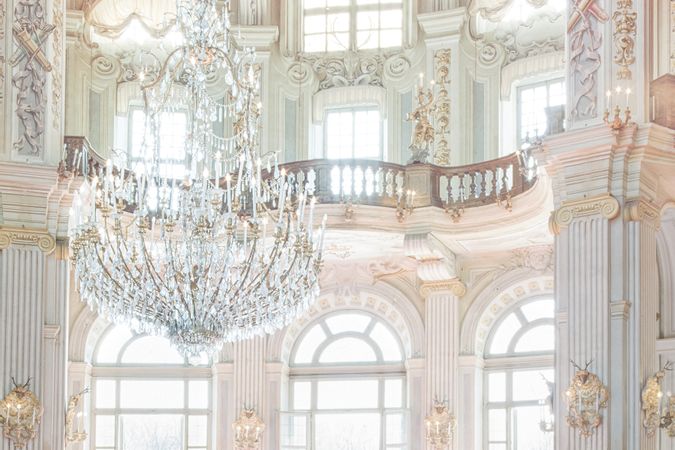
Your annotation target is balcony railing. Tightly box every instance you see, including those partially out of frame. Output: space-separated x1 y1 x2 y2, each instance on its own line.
61 136 537 215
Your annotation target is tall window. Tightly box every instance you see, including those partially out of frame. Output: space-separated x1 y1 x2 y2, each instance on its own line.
92 325 211 450
484 298 555 450
303 0 403 52
516 78 565 147
282 311 408 450
325 107 382 159
129 109 188 178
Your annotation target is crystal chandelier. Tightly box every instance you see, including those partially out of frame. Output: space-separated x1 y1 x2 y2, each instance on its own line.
69 0 325 360
424 401 455 449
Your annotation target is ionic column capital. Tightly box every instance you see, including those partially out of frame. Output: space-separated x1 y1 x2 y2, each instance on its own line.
420 279 466 299
623 199 661 229
549 193 620 235
0 226 56 254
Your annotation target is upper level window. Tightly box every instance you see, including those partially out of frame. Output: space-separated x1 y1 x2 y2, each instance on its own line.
282 311 408 450
303 0 403 52
325 106 381 159
484 298 555 450
129 108 187 178
517 78 565 147
92 325 211 450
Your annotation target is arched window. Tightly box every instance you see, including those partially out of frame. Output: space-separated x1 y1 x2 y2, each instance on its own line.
282 311 408 450
303 0 403 52
91 325 212 450
484 298 555 450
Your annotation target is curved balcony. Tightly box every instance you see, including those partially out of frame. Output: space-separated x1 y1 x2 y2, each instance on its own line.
61 136 537 218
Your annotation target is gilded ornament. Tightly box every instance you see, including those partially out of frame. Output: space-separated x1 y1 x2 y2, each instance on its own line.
425 401 456 449
612 0 637 80
433 49 451 166
232 408 265 450
0 378 44 448
407 86 436 164
65 388 89 443
0 227 56 254
565 361 609 437
641 362 672 437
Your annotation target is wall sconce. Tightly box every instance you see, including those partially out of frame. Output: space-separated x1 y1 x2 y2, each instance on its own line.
641 361 674 437
603 86 632 130
565 360 609 437
0 378 44 448
65 388 89 444
424 401 456 449
232 408 265 450
539 374 554 433
396 188 415 223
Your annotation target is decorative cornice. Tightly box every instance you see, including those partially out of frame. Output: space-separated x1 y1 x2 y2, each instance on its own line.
550 194 621 234
0 226 57 254
417 8 466 39
624 199 661 228
420 279 466 299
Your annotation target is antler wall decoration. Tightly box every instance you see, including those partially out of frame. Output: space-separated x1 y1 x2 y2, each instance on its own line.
565 360 609 437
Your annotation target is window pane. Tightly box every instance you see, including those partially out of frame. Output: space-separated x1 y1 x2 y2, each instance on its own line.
356 30 378 49
96 326 133 363
293 381 312 410
327 32 349 51
317 380 378 409
96 379 116 408
121 336 184 364
319 337 377 363
95 415 115 447
327 13 349 32
304 15 326 34
304 34 325 53
315 413 380 450
384 379 403 408
281 414 307 446
120 380 184 409
188 415 208 447
120 414 183 450
512 406 554 450
385 413 406 444
489 313 521 354
513 369 554 401
379 29 402 49
325 313 372 334
294 324 326 364
488 372 506 402
488 408 506 441
514 325 555 353
189 380 209 409
304 0 325 8
520 300 554 321
370 323 402 361
357 11 379 30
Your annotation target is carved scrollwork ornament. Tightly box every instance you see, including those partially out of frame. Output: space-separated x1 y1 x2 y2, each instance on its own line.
612 0 637 80
550 194 621 234
641 362 672 437
0 227 57 254
383 53 411 81
624 199 661 229
565 361 609 437
420 279 467 299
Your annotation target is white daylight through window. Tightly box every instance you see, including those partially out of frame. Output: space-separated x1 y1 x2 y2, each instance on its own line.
282 311 408 450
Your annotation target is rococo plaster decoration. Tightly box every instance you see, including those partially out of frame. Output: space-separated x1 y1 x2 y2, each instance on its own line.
612 0 637 80
1 0 5 105
51 0 64 131
289 50 411 91
11 0 55 158
568 0 609 121
500 244 554 272
0 226 56 254
671 1 675 73
433 49 451 166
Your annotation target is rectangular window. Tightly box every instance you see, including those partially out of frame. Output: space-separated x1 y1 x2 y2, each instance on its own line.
128 108 187 178
325 107 381 159
516 78 565 147
303 0 403 52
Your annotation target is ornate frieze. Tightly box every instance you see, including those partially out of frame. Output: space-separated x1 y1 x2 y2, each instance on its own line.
0 226 56 254
612 0 637 80
550 193 620 234
51 0 64 130
501 245 554 272
11 0 55 158
568 0 609 121
0 0 5 105
290 50 411 91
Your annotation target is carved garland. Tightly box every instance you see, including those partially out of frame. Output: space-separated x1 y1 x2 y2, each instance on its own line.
612 0 637 80
433 49 451 166
51 0 64 130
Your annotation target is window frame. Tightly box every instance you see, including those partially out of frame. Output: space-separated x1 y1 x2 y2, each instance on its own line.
286 311 409 450
322 105 384 160
90 325 213 450
482 297 555 450
302 0 405 53
515 77 565 148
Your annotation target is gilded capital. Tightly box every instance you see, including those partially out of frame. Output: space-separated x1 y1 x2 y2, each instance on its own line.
420 279 466 299
0 227 57 255
623 199 660 228
550 194 621 234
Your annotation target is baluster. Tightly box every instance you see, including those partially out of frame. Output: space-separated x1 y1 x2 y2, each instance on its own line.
491 168 498 199
480 170 487 200
446 175 453 205
469 172 477 200
458 174 466 202
501 165 509 195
